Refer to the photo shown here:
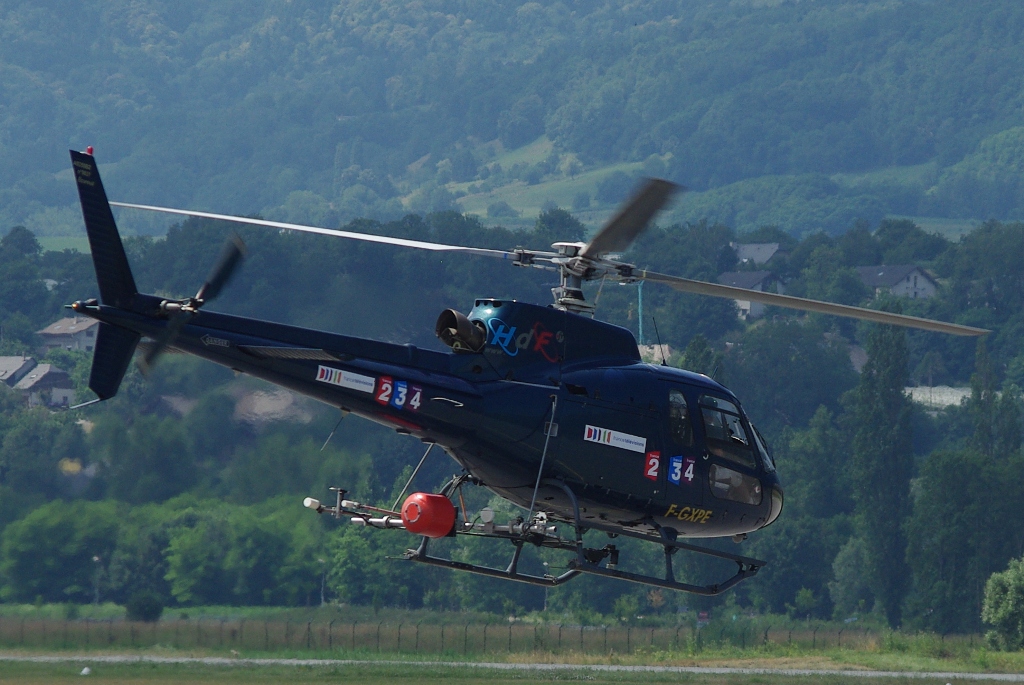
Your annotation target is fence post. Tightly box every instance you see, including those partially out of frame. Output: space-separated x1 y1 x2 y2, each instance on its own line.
19 618 24 646
534 625 538 652
812 627 818 649
558 624 562 651
675 625 681 650
352 623 356 651
604 626 608 654
441 624 445 652
108 619 113 646
397 624 402 651
838 629 843 648
220 619 226 647
483 624 487 653
764 625 770 646
416 622 421 651
508 623 512 653
306 621 312 650
329 620 335 650
239 620 244 648
464 624 468 654
376 622 381 652
580 625 583 652
264 621 269 651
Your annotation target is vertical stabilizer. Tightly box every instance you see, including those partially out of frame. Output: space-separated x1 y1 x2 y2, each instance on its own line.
70 150 138 308
71 149 141 401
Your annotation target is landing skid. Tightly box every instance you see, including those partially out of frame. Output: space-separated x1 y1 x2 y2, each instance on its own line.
306 478 765 596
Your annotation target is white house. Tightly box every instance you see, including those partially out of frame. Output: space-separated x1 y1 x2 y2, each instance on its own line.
14 363 76 407
855 265 938 299
717 271 783 319
37 316 100 353
730 242 783 266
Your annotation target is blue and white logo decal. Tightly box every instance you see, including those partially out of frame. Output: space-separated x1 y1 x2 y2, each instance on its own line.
486 318 518 356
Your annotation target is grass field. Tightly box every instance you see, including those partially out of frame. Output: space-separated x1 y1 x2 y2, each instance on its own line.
0 659 1010 685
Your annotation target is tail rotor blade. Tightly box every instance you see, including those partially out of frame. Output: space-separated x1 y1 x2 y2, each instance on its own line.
196 233 247 303
581 179 681 259
137 312 190 376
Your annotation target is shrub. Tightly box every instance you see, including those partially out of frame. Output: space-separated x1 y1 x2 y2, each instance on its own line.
125 591 164 623
982 557 1024 650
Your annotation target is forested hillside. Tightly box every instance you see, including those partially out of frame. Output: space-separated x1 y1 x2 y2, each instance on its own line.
4 1 1024 237
0 210 1023 633
3 0 1024 636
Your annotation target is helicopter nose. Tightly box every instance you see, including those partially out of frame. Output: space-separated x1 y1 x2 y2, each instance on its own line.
765 486 783 527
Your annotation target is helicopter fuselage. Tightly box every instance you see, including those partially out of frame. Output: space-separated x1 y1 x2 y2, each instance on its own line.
76 295 783 540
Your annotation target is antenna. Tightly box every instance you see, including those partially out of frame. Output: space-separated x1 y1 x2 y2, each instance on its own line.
652 316 667 366
637 280 644 345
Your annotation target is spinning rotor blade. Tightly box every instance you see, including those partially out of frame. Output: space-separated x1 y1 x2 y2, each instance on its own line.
139 233 249 375
637 270 989 336
110 202 549 261
137 312 189 376
581 179 680 259
196 233 246 303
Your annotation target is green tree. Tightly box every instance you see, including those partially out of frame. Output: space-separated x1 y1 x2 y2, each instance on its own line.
846 312 914 626
983 557 1024 650
904 448 1024 632
0 500 119 603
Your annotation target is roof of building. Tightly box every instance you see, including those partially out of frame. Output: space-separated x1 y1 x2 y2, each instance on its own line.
0 357 35 384
717 270 775 290
14 364 71 391
731 242 780 265
855 265 936 289
37 316 99 337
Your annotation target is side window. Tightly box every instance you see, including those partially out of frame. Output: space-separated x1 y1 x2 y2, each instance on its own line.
698 395 756 469
668 389 693 447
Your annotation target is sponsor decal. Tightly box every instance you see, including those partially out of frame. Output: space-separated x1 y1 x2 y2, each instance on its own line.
201 334 230 348
390 380 408 409
668 456 695 486
583 425 647 453
486 317 563 361
486 318 518 356
375 376 393 405
315 366 376 394
644 451 661 481
407 385 423 412
664 504 713 524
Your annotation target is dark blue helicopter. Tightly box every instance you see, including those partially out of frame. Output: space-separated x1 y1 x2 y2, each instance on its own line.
67 149 986 596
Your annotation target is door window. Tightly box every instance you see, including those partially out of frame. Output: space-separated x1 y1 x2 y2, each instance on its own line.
668 389 693 447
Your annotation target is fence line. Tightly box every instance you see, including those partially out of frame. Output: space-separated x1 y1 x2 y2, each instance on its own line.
0 616 977 655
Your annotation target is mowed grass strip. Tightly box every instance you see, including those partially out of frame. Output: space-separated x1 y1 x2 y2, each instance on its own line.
0 661 1003 685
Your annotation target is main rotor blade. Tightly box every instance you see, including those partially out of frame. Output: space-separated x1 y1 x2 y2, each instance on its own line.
637 270 989 337
196 233 246 303
110 202 550 260
580 179 680 259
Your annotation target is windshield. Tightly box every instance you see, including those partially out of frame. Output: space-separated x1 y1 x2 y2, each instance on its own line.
698 395 756 469
752 425 776 472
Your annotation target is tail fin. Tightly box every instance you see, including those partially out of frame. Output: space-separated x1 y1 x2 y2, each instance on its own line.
71 149 141 400
70 150 138 308
89 323 141 400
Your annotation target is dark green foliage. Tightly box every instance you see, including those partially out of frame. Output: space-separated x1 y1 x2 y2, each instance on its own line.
846 313 913 627
727 322 857 436
0 500 119 603
125 591 164 622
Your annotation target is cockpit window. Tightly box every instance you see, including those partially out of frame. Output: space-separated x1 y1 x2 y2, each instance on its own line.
698 395 756 469
668 389 693 447
752 424 776 472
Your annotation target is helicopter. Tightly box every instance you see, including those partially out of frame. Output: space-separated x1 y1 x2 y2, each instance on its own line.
67 148 987 597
